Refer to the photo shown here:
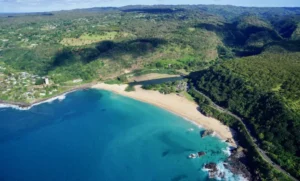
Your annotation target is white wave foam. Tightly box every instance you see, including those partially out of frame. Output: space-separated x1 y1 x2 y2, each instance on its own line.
0 104 10 108
202 162 248 181
183 117 203 129
208 131 225 142
36 94 66 105
201 167 211 172
0 93 68 111
188 128 194 132
216 162 235 181
0 103 30 110
222 146 232 156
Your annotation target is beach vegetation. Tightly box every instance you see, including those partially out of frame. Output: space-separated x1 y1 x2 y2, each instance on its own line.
104 79 122 85
125 85 135 92
117 75 128 83
142 80 187 94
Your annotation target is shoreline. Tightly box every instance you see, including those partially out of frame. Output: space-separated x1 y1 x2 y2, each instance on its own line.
92 83 237 147
0 82 237 147
0 83 93 108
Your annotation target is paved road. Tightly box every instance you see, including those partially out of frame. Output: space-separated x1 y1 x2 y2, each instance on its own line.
191 87 298 181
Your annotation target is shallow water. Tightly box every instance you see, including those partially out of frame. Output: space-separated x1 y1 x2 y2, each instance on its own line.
0 89 242 181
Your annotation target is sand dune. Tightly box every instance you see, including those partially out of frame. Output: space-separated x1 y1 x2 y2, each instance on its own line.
92 83 236 146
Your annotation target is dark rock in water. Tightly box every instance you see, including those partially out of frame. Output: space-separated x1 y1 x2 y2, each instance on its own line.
223 162 229 169
203 147 252 180
204 163 225 179
225 138 234 144
201 129 214 138
225 146 252 180
197 151 205 157
230 146 245 158
218 172 226 179
204 163 217 171
188 153 197 159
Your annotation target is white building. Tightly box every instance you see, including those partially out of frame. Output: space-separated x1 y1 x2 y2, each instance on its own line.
45 78 49 85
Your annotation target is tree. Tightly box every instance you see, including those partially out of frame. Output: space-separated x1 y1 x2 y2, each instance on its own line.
259 133 264 140
35 78 45 85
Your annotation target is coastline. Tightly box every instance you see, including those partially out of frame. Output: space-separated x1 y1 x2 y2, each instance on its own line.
92 83 237 147
0 83 93 109
0 82 236 146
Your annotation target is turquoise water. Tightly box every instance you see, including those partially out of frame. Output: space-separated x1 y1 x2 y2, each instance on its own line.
0 89 240 181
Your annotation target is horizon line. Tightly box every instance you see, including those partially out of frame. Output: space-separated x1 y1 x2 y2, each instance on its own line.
1 4 300 14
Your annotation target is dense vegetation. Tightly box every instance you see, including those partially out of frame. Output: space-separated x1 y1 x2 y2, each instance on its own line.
188 87 291 181
142 79 187 94
0 7 226 82
1 4 300 180
190 50 300 178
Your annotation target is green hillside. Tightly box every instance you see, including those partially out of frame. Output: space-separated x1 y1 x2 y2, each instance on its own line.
1 5 300 180
190 48 300 178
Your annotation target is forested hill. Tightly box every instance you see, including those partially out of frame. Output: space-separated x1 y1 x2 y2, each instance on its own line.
1 5 300 77
190 48 300 178
1 5 300 179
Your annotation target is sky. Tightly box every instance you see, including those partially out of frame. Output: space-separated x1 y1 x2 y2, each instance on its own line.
1 0 300 13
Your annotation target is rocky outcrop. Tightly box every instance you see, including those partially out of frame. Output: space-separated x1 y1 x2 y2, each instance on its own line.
225 138 234 144
204 163 225 179
198 151 205 157
201 129 214 138
205 162 217 171
188 152 205 159
225 146 252 180
202 147 252 180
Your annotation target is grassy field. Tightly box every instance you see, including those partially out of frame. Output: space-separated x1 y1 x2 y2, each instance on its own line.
60 32 118 46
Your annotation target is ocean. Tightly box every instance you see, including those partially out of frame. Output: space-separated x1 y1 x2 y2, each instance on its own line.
0 89 243 181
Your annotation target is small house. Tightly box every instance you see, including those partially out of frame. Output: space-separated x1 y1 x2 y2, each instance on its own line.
45 78 49 85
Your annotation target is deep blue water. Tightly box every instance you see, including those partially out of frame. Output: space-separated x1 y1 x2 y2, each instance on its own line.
0 89 241 181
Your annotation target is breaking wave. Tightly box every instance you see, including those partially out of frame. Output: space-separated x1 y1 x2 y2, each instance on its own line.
222 146 232 156
183 117 203 129
202 162 248 181
0 93 67 111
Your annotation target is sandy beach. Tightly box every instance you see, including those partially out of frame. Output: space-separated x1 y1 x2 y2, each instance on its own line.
92 83 236 146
